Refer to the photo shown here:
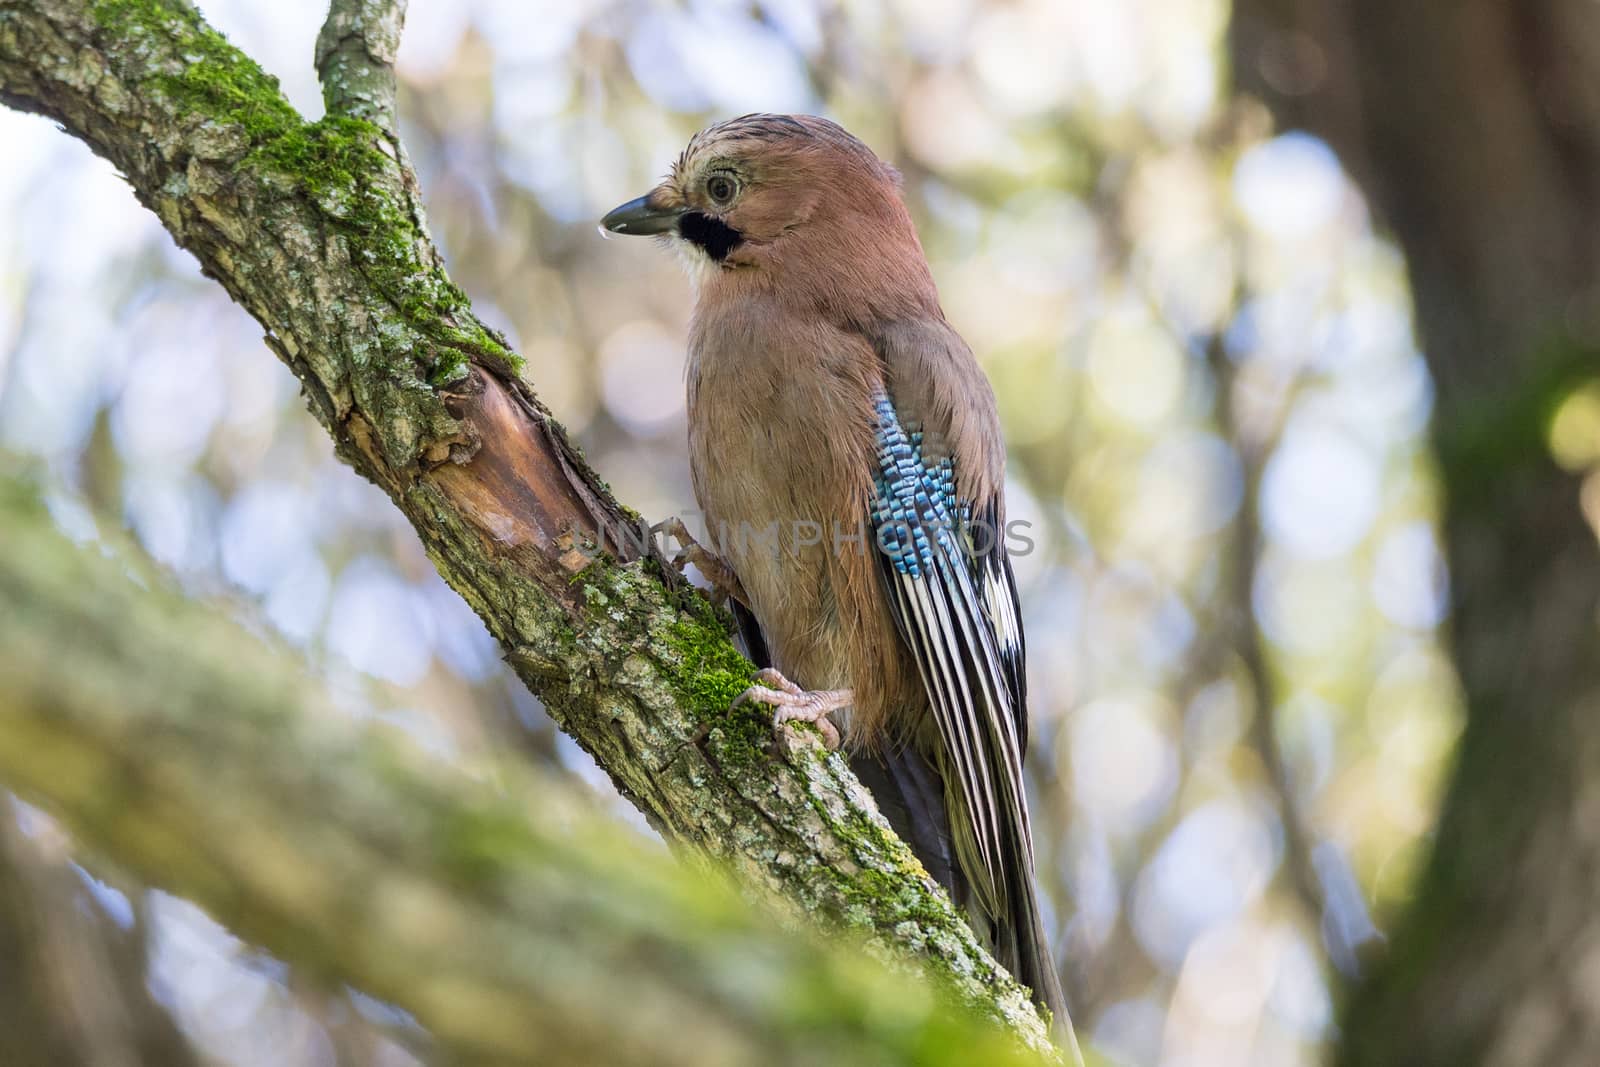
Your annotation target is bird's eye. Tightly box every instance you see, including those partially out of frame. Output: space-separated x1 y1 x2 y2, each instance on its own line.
706 174 737 204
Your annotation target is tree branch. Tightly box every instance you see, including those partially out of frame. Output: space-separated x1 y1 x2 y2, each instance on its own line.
0 0 1059 1049
315 0 406 132
0 471 1045 1066
1201 325 1331 958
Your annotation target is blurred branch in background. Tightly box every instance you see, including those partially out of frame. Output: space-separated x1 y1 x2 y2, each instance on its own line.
1132 257 1341 974
1201 299 1331 964
0 814 200 1067
0 0 1059 1053
0 468 1049 1067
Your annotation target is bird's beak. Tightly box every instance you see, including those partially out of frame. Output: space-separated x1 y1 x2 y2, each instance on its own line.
601 194 684 236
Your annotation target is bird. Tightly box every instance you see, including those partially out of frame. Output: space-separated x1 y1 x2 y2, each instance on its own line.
602 114 1074 1045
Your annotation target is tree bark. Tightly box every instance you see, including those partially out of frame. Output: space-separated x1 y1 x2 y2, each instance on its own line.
0 469 1046 1067
0 0 1059 1052
1232 2 1600 1064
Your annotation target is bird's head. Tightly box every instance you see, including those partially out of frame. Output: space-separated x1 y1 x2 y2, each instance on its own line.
602 114 928 298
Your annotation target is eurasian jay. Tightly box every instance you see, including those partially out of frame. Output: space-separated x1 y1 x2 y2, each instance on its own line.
603 114 1071 1038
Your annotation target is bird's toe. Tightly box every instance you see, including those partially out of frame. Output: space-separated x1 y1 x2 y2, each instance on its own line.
773 701 842 750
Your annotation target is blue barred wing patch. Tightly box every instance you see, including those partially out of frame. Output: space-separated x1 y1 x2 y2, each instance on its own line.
870 396 968 578
868 391 1032 919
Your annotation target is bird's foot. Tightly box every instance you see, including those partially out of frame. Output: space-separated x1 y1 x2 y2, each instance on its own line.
734 668 848 750
654 517 747 607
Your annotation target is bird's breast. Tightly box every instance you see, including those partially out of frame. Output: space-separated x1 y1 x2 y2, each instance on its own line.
684 306 883 687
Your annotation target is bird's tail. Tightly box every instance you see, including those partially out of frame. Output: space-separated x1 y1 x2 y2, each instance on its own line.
849 747 957 892
997 853 1075 1047
856 748 1079 1056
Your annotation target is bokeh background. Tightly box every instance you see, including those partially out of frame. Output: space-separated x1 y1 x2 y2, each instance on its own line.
0 1 1466 1063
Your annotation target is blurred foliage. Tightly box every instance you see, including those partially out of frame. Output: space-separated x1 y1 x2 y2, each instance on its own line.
0 0 1463 1064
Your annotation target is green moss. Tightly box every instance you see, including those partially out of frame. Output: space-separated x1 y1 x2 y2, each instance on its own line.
658 599 768 765
249 117 514 381
90 0 522 385
572 553 768 765
92 0 297 134
808 787 946 930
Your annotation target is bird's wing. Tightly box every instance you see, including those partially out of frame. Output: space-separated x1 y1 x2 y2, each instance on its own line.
973 495 1029 750
866 385 1033 921
862 318 1068 1026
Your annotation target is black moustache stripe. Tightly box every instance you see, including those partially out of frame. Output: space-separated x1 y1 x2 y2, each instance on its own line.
678 212 744 261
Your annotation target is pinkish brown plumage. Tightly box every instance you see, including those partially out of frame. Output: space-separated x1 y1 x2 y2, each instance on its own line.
603 114 1073 1045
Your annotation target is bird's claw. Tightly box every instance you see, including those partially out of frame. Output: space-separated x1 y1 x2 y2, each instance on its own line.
746 667 803 696
734 669 848 750
653 517 747 607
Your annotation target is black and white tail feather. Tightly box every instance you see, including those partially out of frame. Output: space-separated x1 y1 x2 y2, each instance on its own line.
868 393 1070 1032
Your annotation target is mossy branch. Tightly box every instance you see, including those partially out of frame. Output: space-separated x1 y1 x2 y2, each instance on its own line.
0 0 1063 1052
0 470 1048 1066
